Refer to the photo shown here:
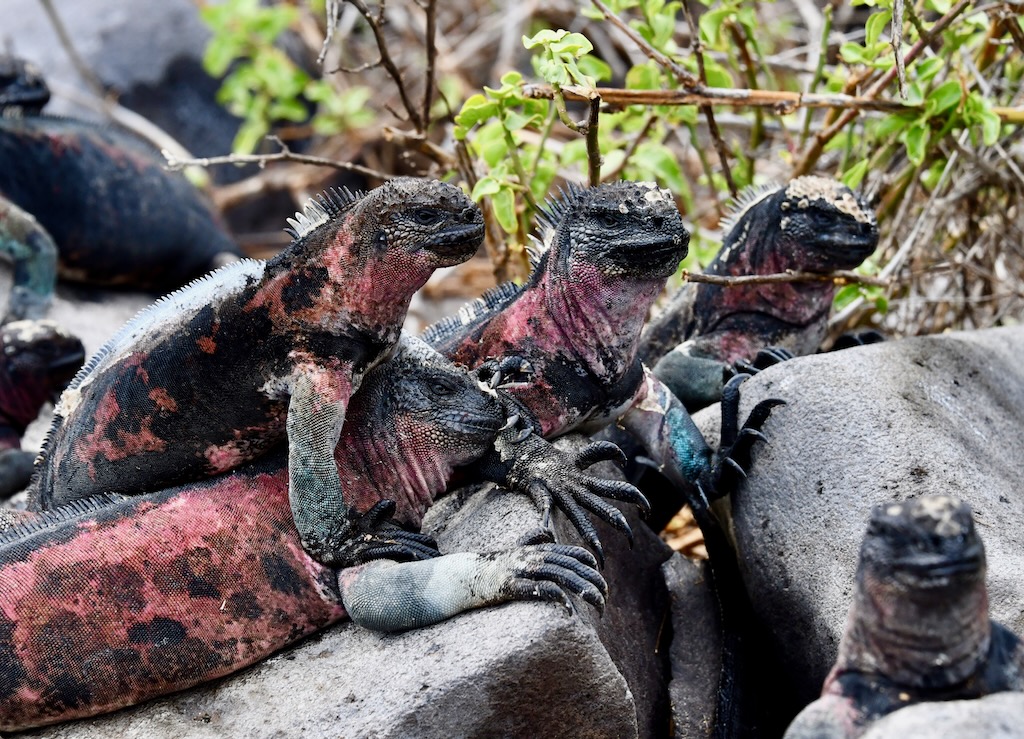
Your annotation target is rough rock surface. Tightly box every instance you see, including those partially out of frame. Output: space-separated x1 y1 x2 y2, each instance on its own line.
663 554 721 737
693 326 1024 721
858 692 1024 739
15 437 672 738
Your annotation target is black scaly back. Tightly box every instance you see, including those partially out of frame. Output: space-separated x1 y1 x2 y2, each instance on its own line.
0 493 127 546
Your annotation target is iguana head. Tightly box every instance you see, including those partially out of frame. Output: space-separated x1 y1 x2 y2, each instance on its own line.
0 320 84 447
535 181 689 281
846 495 990 688
372 337 503 464
0 56 50 115
350 177 484 266
717 176 878 275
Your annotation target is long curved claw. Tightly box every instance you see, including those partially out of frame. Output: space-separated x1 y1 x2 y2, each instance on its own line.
574 440 628 470
475 355 534 390
720 373 751 449
500 543 608 613
713 397 786 496
586 478 651 518
546 484 605 569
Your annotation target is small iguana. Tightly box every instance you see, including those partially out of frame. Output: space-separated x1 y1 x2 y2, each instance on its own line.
640 176 878 411
29 178 485 566
0 319 84 497
0 54 241 321
785 495 1024 739
0 336 624 731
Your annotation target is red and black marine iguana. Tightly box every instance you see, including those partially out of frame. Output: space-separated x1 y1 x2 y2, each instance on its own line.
640 176 879 411
0 335 638 731
29 177 485 566
0 55 242 322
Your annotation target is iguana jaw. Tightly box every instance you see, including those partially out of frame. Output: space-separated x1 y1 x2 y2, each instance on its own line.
417 220 485 264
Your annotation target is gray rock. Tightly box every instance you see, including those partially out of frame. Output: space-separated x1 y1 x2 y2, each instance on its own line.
693 326 1024 716
663 554 721 737
859 692 1024 739
18 437 669 738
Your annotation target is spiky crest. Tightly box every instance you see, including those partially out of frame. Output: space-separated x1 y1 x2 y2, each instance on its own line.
283 186 364 240
717 182 782 236
421 282 523 346
0 493 127 545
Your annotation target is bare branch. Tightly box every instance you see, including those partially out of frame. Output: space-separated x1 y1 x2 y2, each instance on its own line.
683 269 893 289
162 136 392 181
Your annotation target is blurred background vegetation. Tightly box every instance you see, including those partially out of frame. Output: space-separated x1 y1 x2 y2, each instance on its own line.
188 0 1023 345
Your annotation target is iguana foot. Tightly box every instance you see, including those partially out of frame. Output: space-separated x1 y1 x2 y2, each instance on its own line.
496 543 608 613
727 345 794 379
830 329 886 351
473 355 533 391
712 375 785 497
506 436 649 568
312 500 442 568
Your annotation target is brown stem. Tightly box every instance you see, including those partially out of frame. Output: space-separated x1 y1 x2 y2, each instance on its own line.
683 269 892 288
422 0 437 129
585 97 602 186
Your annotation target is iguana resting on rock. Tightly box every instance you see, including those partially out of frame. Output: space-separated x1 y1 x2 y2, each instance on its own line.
785 495 1024 739
424 181 776 537
0 54 241 321
0 336 625 731
29 178 485 566
0 319 84 497
640 176 878 411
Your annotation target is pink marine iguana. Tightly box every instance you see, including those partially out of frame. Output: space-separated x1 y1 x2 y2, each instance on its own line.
29 177 485 566
0 54 242 321
0 335 630 731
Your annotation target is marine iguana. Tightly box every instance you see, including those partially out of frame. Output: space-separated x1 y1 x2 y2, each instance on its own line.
423 181 775 526
29 178 485 567
784 495 1024 739
0 319 84 497
640 176 878 411
0 54 241 321
0 337 619 731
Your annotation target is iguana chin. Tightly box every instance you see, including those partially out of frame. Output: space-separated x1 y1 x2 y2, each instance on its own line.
784 496 1024 739
0 54 241 321
30 178 485 566
0 319 84 497
0 336 620 731
641 176 878 411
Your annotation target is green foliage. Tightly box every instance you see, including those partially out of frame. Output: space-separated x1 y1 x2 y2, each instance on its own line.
200 0 372 153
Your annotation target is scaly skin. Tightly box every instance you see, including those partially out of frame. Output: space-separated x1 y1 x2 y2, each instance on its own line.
785 496 1024 739
29 179 484 566
0 55 241 320
0 337 613 731
641 176 878 410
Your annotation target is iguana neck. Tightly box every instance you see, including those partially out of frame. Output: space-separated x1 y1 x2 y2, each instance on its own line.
533 262 662 381
837 571 991 689
699 222 833 329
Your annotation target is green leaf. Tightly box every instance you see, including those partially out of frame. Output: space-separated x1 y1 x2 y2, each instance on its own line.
926 79 962 116
699 8 733 46
865 9 892 46
491 187 518 233
903 121 930 165
578 55 612 83
456 95 500 129
502 109 533 132
978 107 1001 146
550 32 594 57
841 160 869 190
471 176 502 200
626 61 662 90
522 29 567 49
840 42 870 65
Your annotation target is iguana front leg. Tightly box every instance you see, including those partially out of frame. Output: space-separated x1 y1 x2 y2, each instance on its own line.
0 196 57 321
288 365 443 567
339 543 606 632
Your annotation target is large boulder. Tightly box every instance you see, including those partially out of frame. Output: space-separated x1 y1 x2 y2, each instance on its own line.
17 437 673 738
859 692 1024 739
693 326 1024 721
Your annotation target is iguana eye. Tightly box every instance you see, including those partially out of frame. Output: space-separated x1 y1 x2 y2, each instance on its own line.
596 212 622 229
411 208 444 226
430 379 456 396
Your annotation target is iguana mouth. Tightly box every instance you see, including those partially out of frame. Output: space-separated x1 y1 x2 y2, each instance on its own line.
606 236 687 276
813 229 878 266
889 547 984 588
423 222 485 261
446 409 503 435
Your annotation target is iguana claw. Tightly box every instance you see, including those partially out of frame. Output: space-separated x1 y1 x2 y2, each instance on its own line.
500 543 608 614
727 345 795 382
713 376 786 495
313 499 442 568
574 440 628 470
